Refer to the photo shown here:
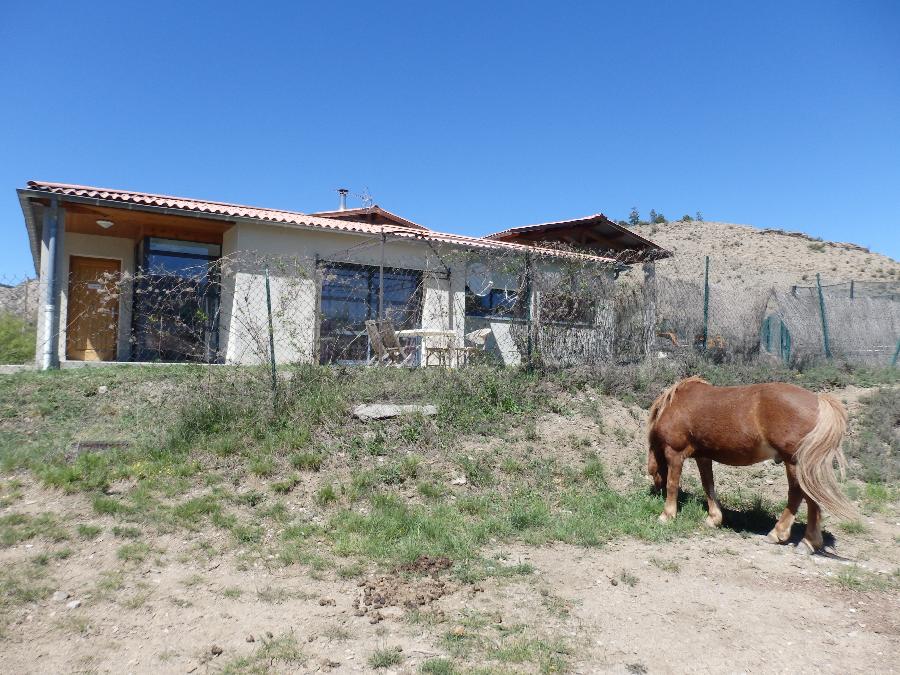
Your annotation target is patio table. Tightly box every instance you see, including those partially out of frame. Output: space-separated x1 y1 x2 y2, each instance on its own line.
395 329 457 366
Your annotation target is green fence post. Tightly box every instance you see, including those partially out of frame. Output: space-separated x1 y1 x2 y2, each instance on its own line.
816 273 831 359
264 267 278 398
701 255 710 351
892 338 900 367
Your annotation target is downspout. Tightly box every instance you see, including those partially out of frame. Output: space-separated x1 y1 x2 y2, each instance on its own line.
41 197 60 370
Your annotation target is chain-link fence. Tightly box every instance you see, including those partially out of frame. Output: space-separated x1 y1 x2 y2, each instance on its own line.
1 241 898 371
0 275 38 364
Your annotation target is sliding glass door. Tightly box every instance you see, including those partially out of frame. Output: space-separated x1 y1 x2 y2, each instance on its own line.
132 238 222 362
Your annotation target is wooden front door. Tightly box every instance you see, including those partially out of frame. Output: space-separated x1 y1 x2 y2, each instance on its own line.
66 256 121 361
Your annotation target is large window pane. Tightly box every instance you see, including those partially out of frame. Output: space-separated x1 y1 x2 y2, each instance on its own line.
133 238 221 362
319 263 422 364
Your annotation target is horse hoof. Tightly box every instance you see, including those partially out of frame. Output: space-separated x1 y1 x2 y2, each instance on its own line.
766 528 788 544
704 516 722 528
796 539 815 555
658 513 673 524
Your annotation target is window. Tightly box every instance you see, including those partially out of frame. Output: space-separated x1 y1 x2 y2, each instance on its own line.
319 263 422 364
132 237 222 362
465 287 524 319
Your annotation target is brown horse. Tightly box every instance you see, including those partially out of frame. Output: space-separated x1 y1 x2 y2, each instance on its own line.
646 376 855 552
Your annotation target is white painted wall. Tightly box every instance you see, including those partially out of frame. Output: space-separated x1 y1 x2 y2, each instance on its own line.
221 222 458 365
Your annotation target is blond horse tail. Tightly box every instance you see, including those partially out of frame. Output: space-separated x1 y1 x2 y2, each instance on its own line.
795 394 856 521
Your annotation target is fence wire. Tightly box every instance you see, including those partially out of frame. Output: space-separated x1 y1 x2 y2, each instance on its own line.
1 242 898 371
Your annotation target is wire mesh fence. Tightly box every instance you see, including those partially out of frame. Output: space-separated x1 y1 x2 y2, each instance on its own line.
1 240 898 373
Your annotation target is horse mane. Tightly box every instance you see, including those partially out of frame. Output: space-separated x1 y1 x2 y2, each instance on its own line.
647 376 709 437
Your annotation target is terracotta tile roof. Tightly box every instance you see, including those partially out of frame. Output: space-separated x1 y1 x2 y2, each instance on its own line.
20 181 617 263
309 205 428 230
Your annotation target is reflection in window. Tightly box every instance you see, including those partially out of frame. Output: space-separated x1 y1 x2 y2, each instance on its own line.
133 237 221 362
465 287 523 319
319 263 422 364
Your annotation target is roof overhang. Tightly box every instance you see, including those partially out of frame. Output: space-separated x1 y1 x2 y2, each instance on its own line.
485 213 671 262
18 181 620 272
309 205 427 230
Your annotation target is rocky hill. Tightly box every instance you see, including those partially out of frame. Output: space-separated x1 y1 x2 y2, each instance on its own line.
630 220 899 291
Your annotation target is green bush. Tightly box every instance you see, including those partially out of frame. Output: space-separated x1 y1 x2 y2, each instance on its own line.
0 313 35 364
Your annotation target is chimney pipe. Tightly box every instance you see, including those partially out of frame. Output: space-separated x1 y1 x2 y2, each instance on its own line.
337 188 349 211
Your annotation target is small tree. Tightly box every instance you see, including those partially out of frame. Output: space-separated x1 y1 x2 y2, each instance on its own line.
650 209 666 224
628 207 640 227
695 211 704 222
680 214 693 222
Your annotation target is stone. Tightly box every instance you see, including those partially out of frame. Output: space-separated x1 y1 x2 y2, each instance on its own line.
351 404 438 421
97 385 108 395
450 476 467 486
211 645 223 656
52 591 70 603
66 599 81 609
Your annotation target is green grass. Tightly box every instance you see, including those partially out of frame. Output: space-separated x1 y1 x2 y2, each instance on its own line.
112 525 142 539
315 483 338 505
845 388 900 483
834 565 900 592
329 485 707 565
77 523 102 539
369 647 404 669
0 513 68 547
0 312 35 365
218 633 306 674
290 451 323 471
0 563 51 632
838 520 868 535
117 542 150 563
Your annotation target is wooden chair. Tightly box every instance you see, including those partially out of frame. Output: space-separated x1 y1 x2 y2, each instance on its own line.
365 319 414 366
424 334 457 368
456 327 492 365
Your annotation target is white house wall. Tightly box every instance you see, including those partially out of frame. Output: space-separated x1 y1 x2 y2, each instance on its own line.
222 222 460 365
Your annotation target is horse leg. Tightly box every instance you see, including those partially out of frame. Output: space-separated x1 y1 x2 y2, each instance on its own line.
800 498 824 553
659 447 684 523
767 462 803 544
696 457 722 527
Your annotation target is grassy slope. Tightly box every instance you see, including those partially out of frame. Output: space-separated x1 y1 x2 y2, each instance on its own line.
1 361 897 668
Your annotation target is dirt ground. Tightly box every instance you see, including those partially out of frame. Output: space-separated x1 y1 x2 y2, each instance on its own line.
2 385 898 674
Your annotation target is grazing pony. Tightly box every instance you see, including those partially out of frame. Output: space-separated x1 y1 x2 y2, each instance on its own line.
646 376 855 552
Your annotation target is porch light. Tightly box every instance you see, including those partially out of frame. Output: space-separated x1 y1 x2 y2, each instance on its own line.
96 219 114 229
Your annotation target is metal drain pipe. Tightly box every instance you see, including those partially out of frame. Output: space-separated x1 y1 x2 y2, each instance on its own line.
40 198 60 370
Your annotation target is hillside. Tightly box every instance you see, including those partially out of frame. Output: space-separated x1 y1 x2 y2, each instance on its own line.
630 220 900 290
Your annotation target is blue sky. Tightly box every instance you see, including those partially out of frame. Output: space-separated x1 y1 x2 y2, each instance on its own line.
1 1 898 278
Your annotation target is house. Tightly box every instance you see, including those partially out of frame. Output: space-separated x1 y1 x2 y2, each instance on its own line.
17 180 664 369
485 214 666 263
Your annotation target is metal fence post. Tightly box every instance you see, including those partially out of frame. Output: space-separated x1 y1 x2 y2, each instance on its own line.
850 279 854 300
701 255 710 351
264 267 277 398
892 338 900 367
816 273 831 359
524 251 533 371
